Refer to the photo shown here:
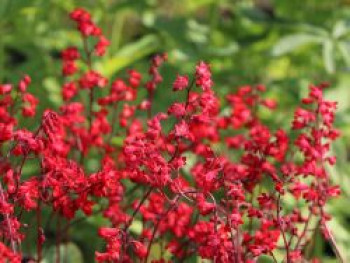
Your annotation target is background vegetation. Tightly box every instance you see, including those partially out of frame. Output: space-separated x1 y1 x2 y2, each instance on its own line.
1 0 350 262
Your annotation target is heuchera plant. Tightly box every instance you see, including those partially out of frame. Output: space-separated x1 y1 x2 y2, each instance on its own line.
0 8 342 263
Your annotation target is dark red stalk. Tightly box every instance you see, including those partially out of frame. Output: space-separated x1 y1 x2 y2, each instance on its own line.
124 187 154 231
276 194 290 263
36 200 42 263
143 195 180 263
0 183 16 252
294 209 313 249
147 90 154 119
56 215 61 263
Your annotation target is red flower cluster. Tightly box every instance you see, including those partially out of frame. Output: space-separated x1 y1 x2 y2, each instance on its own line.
0 8 342 263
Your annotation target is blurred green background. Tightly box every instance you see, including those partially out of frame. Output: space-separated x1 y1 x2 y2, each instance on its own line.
1 0 350 262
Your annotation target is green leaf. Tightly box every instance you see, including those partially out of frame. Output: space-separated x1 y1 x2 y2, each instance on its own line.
111 136 124 147
296 23 330 38
43 77 63 107
327 219 350 261
129 220 143 235
0 0 9 18
197 258 211 263
272 34 323 56
186 0 216 14
187 19 209 44
206 42 239 56
332 20 349 39
326 74 350 112
97 35 160 77
337 41 350 67
110 1 149 13
43 242 83 263
146 242 172 262
323 40 335 73
257 255 274 263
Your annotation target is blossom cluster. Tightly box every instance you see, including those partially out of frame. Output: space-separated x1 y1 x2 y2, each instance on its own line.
0 8 341 263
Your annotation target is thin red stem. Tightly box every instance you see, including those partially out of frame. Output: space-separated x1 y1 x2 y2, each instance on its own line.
0 183 16 252
143 195 180 263
276 194 290 263
56 214 61 263
37 200 42 263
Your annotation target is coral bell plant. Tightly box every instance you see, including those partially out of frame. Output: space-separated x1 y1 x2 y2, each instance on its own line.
0 7 343 263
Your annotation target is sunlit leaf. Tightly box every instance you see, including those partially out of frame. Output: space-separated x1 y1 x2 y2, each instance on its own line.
323 39 335 73
43 242 83 263
272 34 323 56
337 41 350 67
97 35 160 77
332 20 349 39
129 220 143 235
43 77 62 106
296 24 329 37
206 42 239 56
111 136 124 147
327 219 350 261
181 0 216 14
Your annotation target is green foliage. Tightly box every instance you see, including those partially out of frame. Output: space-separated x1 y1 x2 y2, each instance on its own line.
43 243 83 263
272 20 350 73
1 0 350 261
